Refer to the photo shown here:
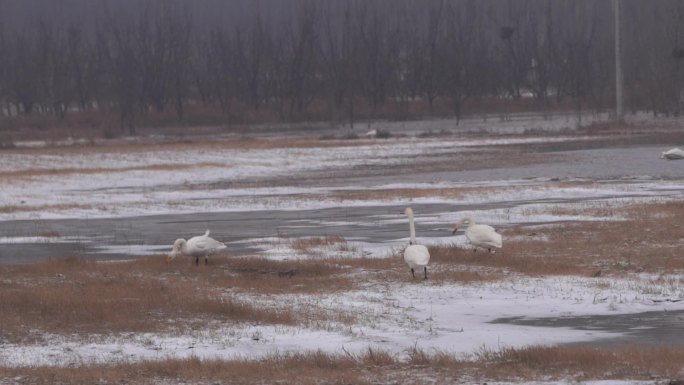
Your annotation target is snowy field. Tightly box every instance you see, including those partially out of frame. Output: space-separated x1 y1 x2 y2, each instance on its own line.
1 119 684 383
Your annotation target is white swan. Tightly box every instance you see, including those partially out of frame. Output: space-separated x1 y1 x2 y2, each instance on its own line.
167 229 227 265
402 207 430 279
661 148 684 160
452 216 502 253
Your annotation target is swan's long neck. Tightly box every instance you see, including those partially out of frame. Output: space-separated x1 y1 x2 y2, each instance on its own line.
179 240 188 254
407 211 417 244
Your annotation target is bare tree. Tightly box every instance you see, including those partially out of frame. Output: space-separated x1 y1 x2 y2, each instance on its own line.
7 30 40 115
164 4 193 120
319 1 358 126
205 29 235 114
2 0 684 131
233 13 269 111
355 2 394 112
106 17 142 135
422 0 446 111
65 25 92 112
552 1 605 121
0 19 8 116
441 0 489 123
283 1 320 119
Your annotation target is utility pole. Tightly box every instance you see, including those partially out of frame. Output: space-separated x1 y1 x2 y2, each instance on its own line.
613 0 624 121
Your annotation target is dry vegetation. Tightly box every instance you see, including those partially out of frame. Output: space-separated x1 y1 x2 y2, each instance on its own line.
2 345 683 384
1 132 383 156
505 200 684 275
0 162 225 179
290 235 355 255
0 203 94 215
0 257 299 343
1 200 683 383
0 252 374 344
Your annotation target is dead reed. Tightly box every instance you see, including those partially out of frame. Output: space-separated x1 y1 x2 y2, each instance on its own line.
290 235 353 256
427 200 684 278
474 345 684 381
2 345 683 384
0 257 298 343
220 256 355 295
0 203 93 214
0 162 224 179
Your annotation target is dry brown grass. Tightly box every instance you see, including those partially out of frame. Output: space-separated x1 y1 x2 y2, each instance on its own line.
290 235 351 254
327 187 477 201
376 242 587 283
2 134 382 157
0 257 298 343
2 199 681 345
221 256 355 295
0 203 94 214
2 200 684 382
310 181 605 204
0 253 371 343
474 345 684 381
0 162 224 179
422 200 684 278
2 345 683 384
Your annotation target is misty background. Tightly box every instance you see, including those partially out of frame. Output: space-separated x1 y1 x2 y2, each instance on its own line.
0 0 682 135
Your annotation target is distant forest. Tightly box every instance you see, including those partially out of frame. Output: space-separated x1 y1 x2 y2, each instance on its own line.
1 0 684 134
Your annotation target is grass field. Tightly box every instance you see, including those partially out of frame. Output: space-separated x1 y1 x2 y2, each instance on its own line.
1 120 684 384
1 200 683 383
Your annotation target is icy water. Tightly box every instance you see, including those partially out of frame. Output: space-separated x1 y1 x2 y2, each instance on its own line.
0 185 678 265
492 309 684 347
0 202 510 264
1 140 683 264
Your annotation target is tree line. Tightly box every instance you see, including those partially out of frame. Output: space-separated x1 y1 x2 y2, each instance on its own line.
1 0 684 134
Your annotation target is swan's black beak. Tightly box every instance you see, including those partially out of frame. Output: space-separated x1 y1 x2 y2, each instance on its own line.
451 226 458 235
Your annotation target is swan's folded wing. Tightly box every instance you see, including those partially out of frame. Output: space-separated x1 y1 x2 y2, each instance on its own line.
196 237 227 252
468 226 503 248
414 245 431 265
194 239 210 251
403 244 430 266
662 148 684 160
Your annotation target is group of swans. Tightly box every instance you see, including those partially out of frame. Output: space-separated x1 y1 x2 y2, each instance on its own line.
402 207 503 279
166 209 503 279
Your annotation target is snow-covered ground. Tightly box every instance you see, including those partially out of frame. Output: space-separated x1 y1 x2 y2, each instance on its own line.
2 268 683 367
1 129 684 372
1 134 681 221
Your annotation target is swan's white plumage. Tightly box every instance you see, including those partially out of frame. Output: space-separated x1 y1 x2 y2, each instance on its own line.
167 229 227 265
453 216 502 252
404 244 430 270
402 207 430 278
661 148 684 160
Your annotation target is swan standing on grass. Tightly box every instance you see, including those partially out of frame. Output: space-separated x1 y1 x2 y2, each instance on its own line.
167 230 227 265
452 216 502 253
402 207 431 279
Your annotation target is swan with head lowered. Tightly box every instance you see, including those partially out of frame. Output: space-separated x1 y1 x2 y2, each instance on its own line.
452 216 502 253
402 207 430 279
167 230 227 265
661 148 684 160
